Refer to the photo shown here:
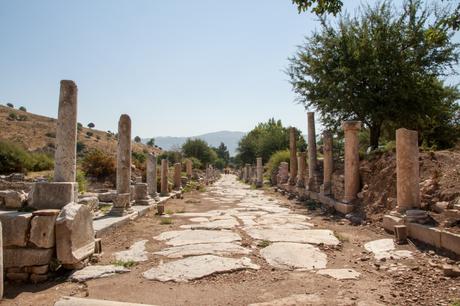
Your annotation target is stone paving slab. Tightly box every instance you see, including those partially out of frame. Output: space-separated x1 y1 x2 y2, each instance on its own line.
70 265 130 282
260 242 327 270
154 242 251 258
154 230 241 246
114 240 148 262
364 239 412 260
142 255 259 282
245 228 340 246
55 296 157 306
317 268 360 280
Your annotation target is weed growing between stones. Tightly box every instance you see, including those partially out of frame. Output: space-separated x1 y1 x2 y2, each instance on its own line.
112 260 137 268
257 240 272 248
160 218 173 225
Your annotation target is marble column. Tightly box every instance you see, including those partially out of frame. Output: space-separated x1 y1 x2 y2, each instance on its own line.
256 157 263 188
111 114 132 215
173 163 182 190
186 159 193 179
296 152 307 188
322 130 333 195
288 127 298 185
245 164 251 183
160 159 169 196
147 153 159 199
54 80 78 183
307 112 318 187
280 162 289 184
342 121 361 203
396 128 420 212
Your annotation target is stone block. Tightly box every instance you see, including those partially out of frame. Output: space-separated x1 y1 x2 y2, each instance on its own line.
29 182 77 209
3 248 54 268
25 265 49 274
440 231 460 255
0 190 27 208
78 196 99 211
30 273 48 283
407 223 441 248
0 211 32 247
97 191 116 203
383 215 403 233
29 214 58 248
6 272 29 281
56 203 95 265
334 202 354 214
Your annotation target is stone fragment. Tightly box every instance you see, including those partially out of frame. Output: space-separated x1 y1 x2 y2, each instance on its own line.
0 211 32 247
364 239 412 260
260 242 327 270
29 182 78 210
78 196 99 211
317 268 360 280
70 265 130 282
29 214 58 248
56 203 95 265
55 296 157 306
245 228 340 246
154 242 251 258
114 240 148 262
142 255 259 282
154 230 241 246
3 248 54 268
0 190 27 208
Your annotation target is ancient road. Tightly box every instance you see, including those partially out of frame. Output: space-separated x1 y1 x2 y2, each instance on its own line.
6 175 458 305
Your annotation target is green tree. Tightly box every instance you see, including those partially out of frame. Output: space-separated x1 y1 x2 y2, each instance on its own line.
214 142 230 164
87 122 95 128
292 0 342 16
146 138 155 147
288 0 459 149
182 138 216 166
236 118 306 165
134 136 141 143
19 106 26 111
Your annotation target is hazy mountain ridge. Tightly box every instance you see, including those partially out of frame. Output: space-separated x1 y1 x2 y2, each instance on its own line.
144 131 245 156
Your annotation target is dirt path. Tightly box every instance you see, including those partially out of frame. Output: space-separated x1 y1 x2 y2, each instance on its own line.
3 175 459 306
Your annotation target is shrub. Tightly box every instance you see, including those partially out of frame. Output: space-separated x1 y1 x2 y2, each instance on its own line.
132 151 146 170
18 114 27 121
266 149 290 177
76 170 88 193
6 103 14 108
134 136 141 143
87 122 95 128
76 141 86 154
81 149 116 179
19 106 26 111
86 131 93 137
7 112 17 121
0 140 54 174
188 157 202 169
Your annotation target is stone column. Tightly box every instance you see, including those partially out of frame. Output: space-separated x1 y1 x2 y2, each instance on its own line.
160 159 169 196
342 121 361 203
173 163 182 190
279 162 289 184
322 130 333 195
296 152 307 188
256 157 263 188
288 127 298 185
396 128 420 212
245 164 251 183
147 153 159 199
186 159 193 179
111 114 132 215
307 112 318 186
54 80 78 183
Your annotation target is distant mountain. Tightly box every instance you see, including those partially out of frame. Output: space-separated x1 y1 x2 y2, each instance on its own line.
143 131 245 156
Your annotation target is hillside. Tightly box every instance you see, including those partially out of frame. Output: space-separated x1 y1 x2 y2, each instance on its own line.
147 131 245 156
0 105 161 156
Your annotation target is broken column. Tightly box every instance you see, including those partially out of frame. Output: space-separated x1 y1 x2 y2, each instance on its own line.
186 159 193 179
147 153 159 200
396 128 420 212
256 157 263 188
296 152 306 188
321 130 333 195
29 81 78 209
160 159 169 196
307 112 320 191
173 163 182 190
110 114 132 216
288 127 298 186
134 183 152 205
342 121 361 203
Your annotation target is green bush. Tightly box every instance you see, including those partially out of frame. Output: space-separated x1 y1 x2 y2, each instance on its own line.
0 140 54 174
19 106 26 111
266 149 290 177
188 157 202 170
86 131 93 137
6 103 14 108
7 112 17 121
81 149 116 179
76 170 88 193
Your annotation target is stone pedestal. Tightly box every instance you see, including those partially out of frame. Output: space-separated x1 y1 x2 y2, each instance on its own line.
173 163 182 191
160 159 169 196
29 182 78 209
146 154 159 200
288 127 298 185
111 114 132 216
186 159 193 179
256 157 263 188
296 152 306 188
134 183 152 205
111 193 130 216
342 121 361 203
322 130 333 195
396 128 420 212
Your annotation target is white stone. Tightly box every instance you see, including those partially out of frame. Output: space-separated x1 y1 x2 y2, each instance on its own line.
317 268 360 280
248 294 322 306
179 218 239 230
154 242 251 258
142 255 259 282
55 297 157 306
260 242 327 270
364 239 412 260
70 265 130 282
154 230 241 246
245 228 340 246
114 240 148 262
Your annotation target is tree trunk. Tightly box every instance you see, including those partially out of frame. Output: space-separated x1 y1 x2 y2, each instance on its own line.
369 124 381 150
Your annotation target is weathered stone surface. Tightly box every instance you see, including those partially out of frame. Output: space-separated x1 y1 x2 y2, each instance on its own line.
260 242 327 270
97 191 116 202
116 114 132 195
342 121 361 203
155 230 241 246
29 182 77 209
4 248 54 268
154 242 251 258
29 214 58 248
179 218 239 230
114 240 148 262
160 159 169 196
0 190 27 208
25 265 49 274
142 255 259 282
317 268 360 280
70 265 130 282
245 228 340 246
30 273 48 283
56 203 95 265
364 239 412 260
55 296 157 306
248 294 322 306
147 153 158 197
0 211 32 247
78 196 99 211
6 272 29 281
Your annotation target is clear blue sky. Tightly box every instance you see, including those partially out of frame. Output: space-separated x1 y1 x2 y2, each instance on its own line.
0 0 457 138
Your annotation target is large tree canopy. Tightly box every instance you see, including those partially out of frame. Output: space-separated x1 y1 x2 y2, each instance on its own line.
288 0 459 149
292 0 343 16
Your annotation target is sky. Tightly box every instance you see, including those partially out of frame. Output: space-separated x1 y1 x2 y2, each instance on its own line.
0 0 458 138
